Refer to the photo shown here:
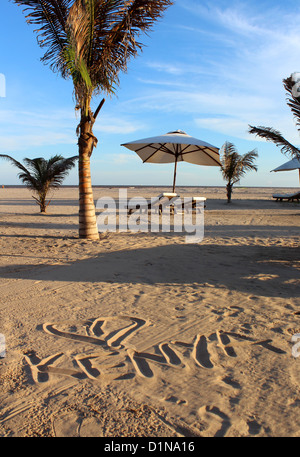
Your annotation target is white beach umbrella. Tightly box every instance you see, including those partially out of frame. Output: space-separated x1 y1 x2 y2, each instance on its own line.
121 130 221 192
271 157 300 183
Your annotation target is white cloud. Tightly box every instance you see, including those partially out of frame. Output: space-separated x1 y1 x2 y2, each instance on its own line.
122 88 275 117
124 1 300 147
111 153 138 165
93 116 145 135
0 108 77 152
213 6 268 37
145 62 184 75
0 133 76 153
194 116 300 145
195 117 250 140
0 106 145 152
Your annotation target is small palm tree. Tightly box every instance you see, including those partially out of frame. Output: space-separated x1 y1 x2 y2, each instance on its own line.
0 154 78 212
220 142 258 203
249 75 300 159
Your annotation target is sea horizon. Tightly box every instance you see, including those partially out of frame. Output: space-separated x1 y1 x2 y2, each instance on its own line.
0 184 298 189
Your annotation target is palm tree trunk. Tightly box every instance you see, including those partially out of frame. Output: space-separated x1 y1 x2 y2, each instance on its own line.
32 193 46 212
226 182 233 203
40 199 46 213
78 115 99 240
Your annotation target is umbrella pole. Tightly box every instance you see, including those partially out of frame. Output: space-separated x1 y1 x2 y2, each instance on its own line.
173 156 178 193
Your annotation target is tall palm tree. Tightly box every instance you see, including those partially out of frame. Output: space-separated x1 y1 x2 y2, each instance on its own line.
220 142 258 203
249 75 300 159
13 0 173 239
0 154 78 212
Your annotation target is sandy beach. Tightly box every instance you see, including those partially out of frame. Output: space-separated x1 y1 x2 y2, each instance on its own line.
0 185 299 437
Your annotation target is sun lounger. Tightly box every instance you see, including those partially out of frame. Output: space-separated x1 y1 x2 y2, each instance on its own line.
127 192 179 215
173 196 207 213
272 192 300 202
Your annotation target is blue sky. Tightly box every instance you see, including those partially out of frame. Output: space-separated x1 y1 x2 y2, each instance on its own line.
1 0 300 187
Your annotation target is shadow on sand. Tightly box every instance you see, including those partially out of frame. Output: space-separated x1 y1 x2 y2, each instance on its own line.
0 241 298 298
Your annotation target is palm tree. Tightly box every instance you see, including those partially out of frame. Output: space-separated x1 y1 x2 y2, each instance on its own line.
220 142 258 203
13 0 173 239
0 154 78 212
249 75 300 159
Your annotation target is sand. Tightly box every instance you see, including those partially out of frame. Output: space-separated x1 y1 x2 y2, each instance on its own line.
0 185 299 437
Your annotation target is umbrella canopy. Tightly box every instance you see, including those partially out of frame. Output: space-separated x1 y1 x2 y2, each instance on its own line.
121 130 221 192
271 157 300 183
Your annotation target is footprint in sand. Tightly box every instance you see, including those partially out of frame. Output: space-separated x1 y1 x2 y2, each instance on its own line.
198 405 231 437
240 323 252 334
247 417 262 435
52 411 82 437
227 306 244 317
210 305 244 322
221 375 241 390
164 395 188 406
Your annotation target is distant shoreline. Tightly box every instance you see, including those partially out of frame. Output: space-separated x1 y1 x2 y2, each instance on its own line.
0 185 298 189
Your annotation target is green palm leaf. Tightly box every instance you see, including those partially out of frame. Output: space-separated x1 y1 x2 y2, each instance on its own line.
249 75 300 160
0 154 78 212
283 76 300 134
15 0 173 104
248 125 300 158
220 142 258 202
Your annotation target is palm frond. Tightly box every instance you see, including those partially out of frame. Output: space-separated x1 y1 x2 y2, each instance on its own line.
64 0 96 112
63 42 93 112
46 155 78 187
0 154 38 189
248 125 300 158
13 0 173 130
239 150 258 170
0 154 77 192
220 142 238 164
13 0 72 75
66 0 173 99
283 75 300 134
233 150 258 183
0 154 30 174
14 0 173 104
100 0 173 83
220 142 258 184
